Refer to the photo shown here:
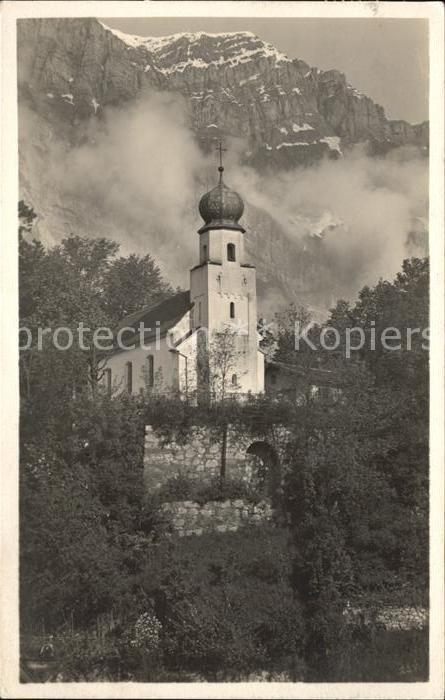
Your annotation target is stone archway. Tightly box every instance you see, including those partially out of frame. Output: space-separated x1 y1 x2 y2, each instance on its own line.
245 441 281 499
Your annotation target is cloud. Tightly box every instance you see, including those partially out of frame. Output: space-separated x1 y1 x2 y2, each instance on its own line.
231 144 428 311
56 92 208 281
19 92 428 313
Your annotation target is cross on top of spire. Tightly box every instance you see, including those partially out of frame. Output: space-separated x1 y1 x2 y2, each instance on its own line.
216 140 227 182
198 139 245 233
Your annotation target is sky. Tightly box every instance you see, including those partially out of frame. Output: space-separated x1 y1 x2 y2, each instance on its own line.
101 17 428 124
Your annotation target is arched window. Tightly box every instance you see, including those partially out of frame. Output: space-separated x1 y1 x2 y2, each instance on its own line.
230 302 235 319
231 373 237 386
125 361 133 394
227 243 236 261
203 244 207 261
105 367 112 396
146 354 154 388
198 301 202 322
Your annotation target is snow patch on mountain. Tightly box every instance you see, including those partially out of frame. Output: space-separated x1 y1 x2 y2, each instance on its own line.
239 73 260 86
292 123 314 133
320 136 342 155
276 142 311 149
310 212 344 239
99 22 291 74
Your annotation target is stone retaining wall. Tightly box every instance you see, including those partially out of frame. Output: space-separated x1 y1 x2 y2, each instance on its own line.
345 606 428 631
160 498 273 537
144 425 251 491
144 424 288 494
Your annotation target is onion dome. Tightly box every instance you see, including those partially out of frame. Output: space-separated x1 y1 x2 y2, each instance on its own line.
198 166 245 234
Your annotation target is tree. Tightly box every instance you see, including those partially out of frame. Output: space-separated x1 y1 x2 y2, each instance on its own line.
281 258 429 677
102 254 173 324
18 212 173 411
207 326 244 403
327 257 429 550
20 393 161 632
283 363 408 677
204 326 247 482
273 302 312 361
19 200 37 236
18 210 174 631
19 231 118 407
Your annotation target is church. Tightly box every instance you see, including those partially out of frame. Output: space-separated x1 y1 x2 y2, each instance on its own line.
104 159 265 398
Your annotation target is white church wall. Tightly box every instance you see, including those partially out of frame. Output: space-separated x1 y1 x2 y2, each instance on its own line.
257 350 265 393
103 312 195 396
175 330 199 396
104 338 179 395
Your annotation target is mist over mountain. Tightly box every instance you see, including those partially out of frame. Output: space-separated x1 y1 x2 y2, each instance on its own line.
17 18 428 316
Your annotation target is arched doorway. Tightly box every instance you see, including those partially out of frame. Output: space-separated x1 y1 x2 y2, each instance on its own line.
245 441 280 498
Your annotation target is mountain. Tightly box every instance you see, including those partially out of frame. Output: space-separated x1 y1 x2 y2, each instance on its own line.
18 18 428 161
17 18 428 314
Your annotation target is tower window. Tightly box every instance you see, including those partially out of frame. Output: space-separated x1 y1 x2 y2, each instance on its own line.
203 244 207 261
227 243 236 261
125 361 133 394
231 374 238 386
230 302 235 319
146 354 154 388
198 301 202 322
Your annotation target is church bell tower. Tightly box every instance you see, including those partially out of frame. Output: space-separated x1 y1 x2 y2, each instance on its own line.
190 146 264 395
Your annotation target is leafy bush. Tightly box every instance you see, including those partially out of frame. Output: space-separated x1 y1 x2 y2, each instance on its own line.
33 614 164 682
51 631 124 682
156 473 196 502
194 476 262 505
314 627 428 682
139 527 305 679
130 612 162 651
20 394 163 632
157 474 262 506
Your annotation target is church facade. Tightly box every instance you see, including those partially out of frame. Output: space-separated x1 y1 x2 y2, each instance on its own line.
104 163 265 398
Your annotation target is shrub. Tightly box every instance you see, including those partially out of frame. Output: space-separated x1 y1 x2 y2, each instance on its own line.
139 527 305 679
320 627 428 682
130 612 162 651
38 614 164 682
157 473 196 502
157 474 262 506
47 631 123 682
194 476 261 505
20 394 162 633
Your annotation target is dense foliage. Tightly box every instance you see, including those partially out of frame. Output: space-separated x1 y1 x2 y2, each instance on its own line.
19 202 173 410
20 394 159 632
157 473 263 505
275 259 429 678
141 528 305 680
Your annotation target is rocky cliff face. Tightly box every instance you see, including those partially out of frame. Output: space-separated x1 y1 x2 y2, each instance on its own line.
17 18 428 312
18 18 427 160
